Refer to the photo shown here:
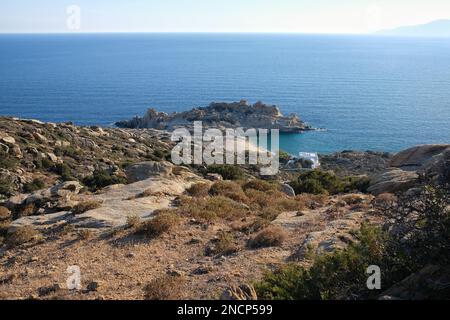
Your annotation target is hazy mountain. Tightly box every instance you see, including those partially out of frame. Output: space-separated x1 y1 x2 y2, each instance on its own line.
377 19 450 37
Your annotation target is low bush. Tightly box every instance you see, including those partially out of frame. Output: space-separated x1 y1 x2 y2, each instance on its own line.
206 165 245 180
0 206 11 220
242 179 279 192
23 178 45 193
209 181 248 203
126 215 142 229
177 195 250 222
135 211 181 238
51 163 74 181
144 275 186 300
289 170 341 195
6 226 41 247
207 231 238 256
83 170 127 191
186 183 210 198
249 226 287 249
78 229 94 240
72 200 103 215
256 180 450 300
0 149 18 169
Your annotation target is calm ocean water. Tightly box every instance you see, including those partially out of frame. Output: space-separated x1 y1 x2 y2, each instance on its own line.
0 33 449 154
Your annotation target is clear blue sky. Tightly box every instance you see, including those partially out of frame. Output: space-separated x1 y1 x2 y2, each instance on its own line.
1 0 449 33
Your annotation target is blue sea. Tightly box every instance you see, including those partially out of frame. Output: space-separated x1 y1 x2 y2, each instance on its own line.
0 33 449 154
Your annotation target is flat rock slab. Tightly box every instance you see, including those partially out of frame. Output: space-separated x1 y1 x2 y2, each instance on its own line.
10 172 205 231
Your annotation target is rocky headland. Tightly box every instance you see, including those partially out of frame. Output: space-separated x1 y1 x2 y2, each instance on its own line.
116 100 313 133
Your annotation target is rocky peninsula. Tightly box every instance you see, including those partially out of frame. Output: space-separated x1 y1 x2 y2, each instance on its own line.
116 100 313 133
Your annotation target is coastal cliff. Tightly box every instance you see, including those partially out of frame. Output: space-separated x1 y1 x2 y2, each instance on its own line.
116 100 312 132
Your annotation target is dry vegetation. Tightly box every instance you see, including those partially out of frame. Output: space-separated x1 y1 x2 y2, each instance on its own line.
71 200 103 215
249 226 287 249
6 226 41 247
144 275 187 300
135 210 181 238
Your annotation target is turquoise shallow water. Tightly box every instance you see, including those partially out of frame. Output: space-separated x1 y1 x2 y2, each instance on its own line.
0 33 449 154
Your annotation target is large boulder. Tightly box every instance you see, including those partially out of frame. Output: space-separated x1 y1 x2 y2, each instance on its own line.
125 161 173 183
6 181 82 212
368 145 450 195
380 265 450 300
368 169 419 196
389 144 450 170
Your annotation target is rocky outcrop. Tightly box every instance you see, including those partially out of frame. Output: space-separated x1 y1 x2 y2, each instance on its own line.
389 144 450 170
125 161 173 183
380 265 450 300
367 169 419 195
320 150 392 177
9 170 205 230
116 101 312 133
6 181 83 214
0 117 174 196
368 145 450 195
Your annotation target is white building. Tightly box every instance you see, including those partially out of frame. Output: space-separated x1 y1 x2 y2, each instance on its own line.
298 152 321 169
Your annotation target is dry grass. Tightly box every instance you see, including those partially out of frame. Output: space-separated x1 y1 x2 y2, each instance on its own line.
242 179 279 192
72 200 103 215
373 193 397 209
0 206 11 219
126 215 142 229
206 231 238 256
78 229 94 240
6 226 41 247
135 211 181 238
17 203 36 217
341 194 365 205
186 183 210 198
209 181 248 203
144 274 186 300
176 196 250 222
249 226 287 249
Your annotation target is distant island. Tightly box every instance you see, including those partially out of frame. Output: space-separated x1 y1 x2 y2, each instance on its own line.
116 100 313 133
376 19 450 37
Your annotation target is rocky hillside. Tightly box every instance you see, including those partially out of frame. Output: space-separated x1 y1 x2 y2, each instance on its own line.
116 100 312 133
0 117 174 198
0 117 448 300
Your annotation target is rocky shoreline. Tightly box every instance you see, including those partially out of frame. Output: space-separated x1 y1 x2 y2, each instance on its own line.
115 100 314 133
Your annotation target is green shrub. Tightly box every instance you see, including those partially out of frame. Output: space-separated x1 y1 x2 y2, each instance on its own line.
52 163 74 181
0 149 18 169
255 225 411 300
342 176 371 193
206 165 245 180
0 178 14 197
279 150 291 163
54 146 80 158
289 170 342 195
23 178 45 193
83 170 127 191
